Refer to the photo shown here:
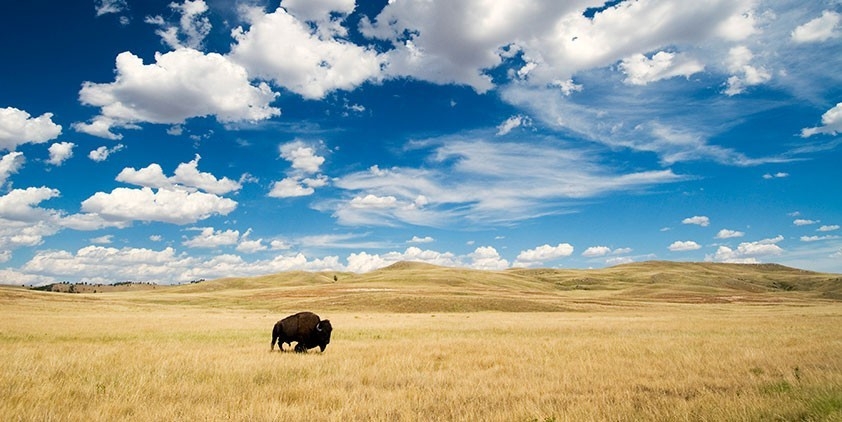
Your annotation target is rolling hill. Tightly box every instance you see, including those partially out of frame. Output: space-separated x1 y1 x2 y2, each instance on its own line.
13 260 839 313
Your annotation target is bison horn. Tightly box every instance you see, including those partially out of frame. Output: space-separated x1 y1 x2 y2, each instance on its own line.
316 322 322 332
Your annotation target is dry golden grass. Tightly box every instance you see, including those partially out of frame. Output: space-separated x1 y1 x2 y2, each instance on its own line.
2 262 842 421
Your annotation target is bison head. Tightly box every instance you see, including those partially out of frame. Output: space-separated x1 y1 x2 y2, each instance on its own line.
315 319 332 351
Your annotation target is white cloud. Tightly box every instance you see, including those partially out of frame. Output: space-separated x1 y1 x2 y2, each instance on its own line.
723 45 771 96
236 230 268 253
792 11 841 43
345 246 459 273
763 172 789 179
0 187 61 222
801 235 839 242
0 107 62 150
715 229 745 239
362 0 755 91
89 144 125 162
230 6 383 100
75 49 279 139
794 219 818 226
818 225 840 232
682 216 710 227
80 187 237 225
514 243 574 267
620 51 704 85
270 239 291 250
708 235 784 263
801 102 842 137
116 163 170 189
280 141 325 173
496 115 528 136
668 240 701 251
332 138 683 227
146 0 212 50
469 246 509 270
606 256 635 266
115 155 242 195
90 235 113 244
183 227 240 248
171 155 242 195
350 194 398 209
582 246 611 257
408 236 434 244
47 142 75 166
268 178 315 198
0 188 65 255
95 0 127 17
0 152 25 187
269 141 328 198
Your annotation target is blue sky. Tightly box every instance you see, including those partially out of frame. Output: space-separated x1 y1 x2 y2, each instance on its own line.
1 0 841 285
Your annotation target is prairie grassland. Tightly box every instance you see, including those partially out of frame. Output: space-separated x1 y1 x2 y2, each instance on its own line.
2 287 842 421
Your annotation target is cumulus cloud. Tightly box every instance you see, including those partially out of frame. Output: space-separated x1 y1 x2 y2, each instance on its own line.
146 0 212 50
0 188 64 255
668 240 702 251
469 246 510 270
581 246 611 257
81 187 237 225
116 155 242 195
0 152 25 187
82 155 241 225
89 144 125 162
791 10 841 43
280 141 325 173
0 107 62 150
74 49 279 139
346 246 459 273
47 142 75 166
514 243 574 267
362 0 755 91
350 194 398 209
794 219 818 226
763 172 789 179
818 225 840 232
620 51 704 85
269 141 327 198
269 178 315 198
171 155 243 194
801 102 842 137
183 227 240 248
716 229 745 239
408 236 434 244
723 45 771 96
229 6 383 99
682 216 710 227
9 242 350 284
707 235 784 263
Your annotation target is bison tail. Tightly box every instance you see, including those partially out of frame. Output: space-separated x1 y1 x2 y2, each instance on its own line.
271 334 278 351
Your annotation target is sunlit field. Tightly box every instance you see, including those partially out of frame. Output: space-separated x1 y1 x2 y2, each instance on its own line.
2 262 842 421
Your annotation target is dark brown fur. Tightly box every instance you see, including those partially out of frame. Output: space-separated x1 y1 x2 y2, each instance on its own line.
271 311 332 353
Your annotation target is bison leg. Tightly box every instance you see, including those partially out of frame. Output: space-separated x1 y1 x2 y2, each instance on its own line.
294 342 306 353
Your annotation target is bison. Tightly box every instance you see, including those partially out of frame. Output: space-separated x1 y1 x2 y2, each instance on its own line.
271 311 332 353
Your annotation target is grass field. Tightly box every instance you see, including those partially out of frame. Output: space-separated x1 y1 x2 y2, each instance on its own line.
2 261 842 421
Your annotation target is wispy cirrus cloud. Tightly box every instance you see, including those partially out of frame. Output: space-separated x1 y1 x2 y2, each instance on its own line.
330 134 684 228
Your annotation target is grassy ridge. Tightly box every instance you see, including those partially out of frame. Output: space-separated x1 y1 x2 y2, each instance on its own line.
103 260 842 313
